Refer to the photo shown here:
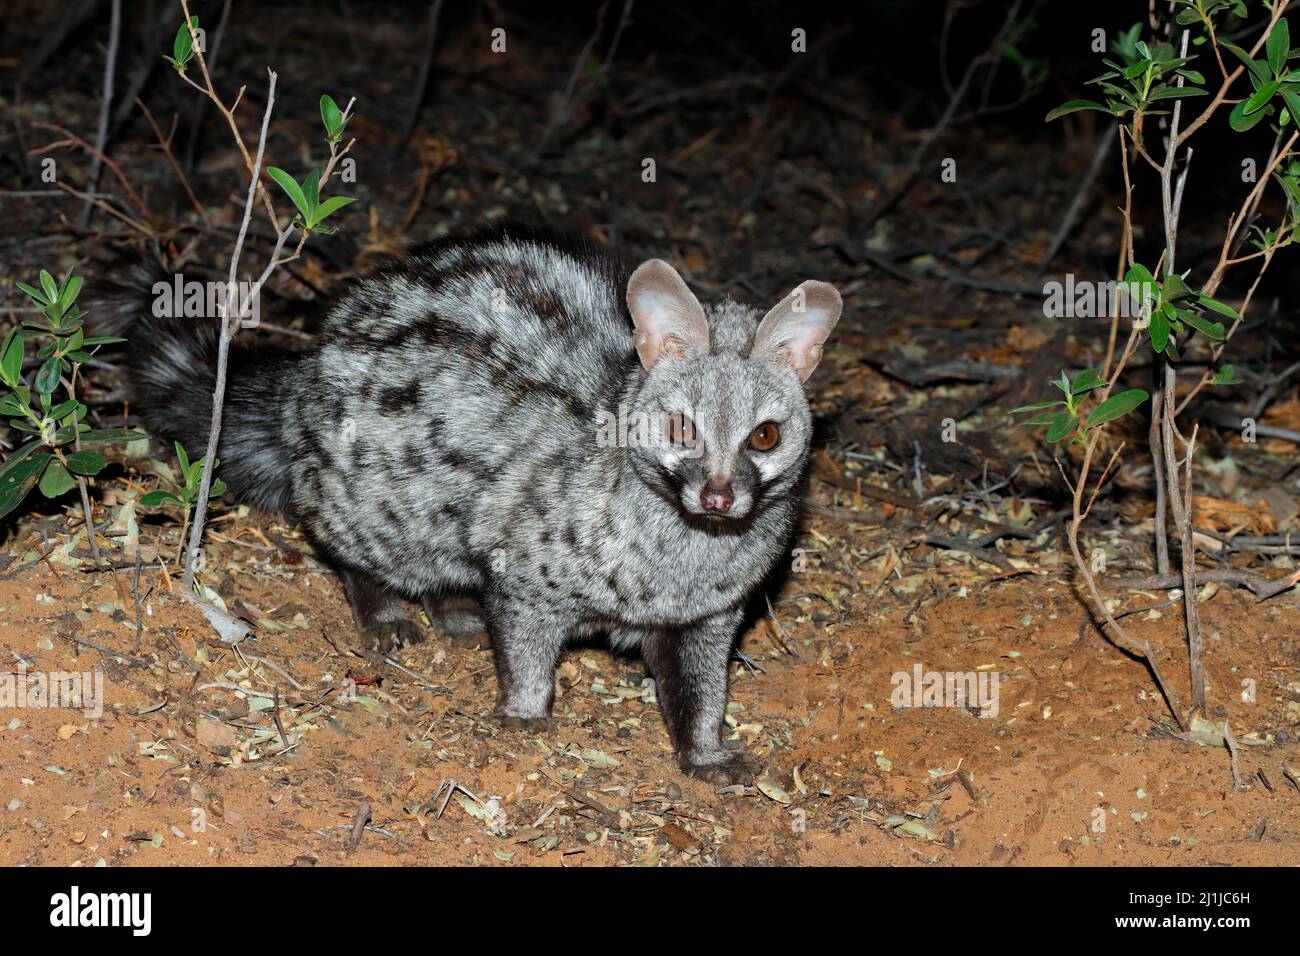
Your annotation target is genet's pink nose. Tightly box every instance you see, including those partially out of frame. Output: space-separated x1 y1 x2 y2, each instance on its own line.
700 483 734 513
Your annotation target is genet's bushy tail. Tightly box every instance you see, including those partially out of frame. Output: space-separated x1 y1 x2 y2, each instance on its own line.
88 265 299 514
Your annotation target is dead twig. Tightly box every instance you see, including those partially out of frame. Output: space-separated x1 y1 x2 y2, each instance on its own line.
81 0 122 228
1035 126 1117 276
1223 721 1246 793
1108 568 1300 601
58 631 151 668
181 66 292 592
135 97 208 223
346 802 371 856
764 593 800 659
395 0 445 156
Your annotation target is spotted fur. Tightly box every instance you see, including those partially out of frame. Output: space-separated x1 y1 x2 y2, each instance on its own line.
111 229 841 783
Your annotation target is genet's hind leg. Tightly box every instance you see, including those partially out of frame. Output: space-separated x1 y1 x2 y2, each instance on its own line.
420 594 490 649
337 565 425 654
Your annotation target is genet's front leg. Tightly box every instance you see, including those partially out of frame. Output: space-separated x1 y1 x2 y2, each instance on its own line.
642 611 763 784
484 596 569 732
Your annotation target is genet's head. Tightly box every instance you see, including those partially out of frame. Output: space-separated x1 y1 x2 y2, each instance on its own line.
624 259 841 525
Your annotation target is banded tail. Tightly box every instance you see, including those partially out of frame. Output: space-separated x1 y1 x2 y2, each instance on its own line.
88 265 299 513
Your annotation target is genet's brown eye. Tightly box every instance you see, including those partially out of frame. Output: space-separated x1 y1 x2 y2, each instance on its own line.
667 413 696 446
749 421 780 451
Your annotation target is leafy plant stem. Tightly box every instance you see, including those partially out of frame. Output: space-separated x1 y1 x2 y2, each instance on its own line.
1062 328 1188 730
181 68 280 593
1160 367 1203 713
177 504 190 567
80 0 121 229
1172 0 1291 149
174 0 282 233
66 365 102 569
1179 424 1205 714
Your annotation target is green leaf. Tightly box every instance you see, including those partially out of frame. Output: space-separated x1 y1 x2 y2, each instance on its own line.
302 170 320 216
1212 364 1244 386
1085 389 1149 429
1279 86 1300 129
37 459 76 499
1160 272 1193 302
1243 79 1280 115
0 326 23 387
75 428 146 446
1220 41 1270 84
266 167 311 220
64 450 105 476
1177 309 1225 341
1045 99 1114 121
312 195 356 224
1148 86 1208 102
39 270 58 303
1196 293 1239 320
173 16 198 66
16 280 49 306
34 355 61 395
174 441 190 476
1020 410 1063 426
80 335 127 347
1011 400 1066 413
1229 97 1274 130
1046 412 1077 443
47 400 78 421
139 490 182 507
0 440 46 478
55 275 83 319
1150 307 1171 353
1070 369 1107 395
0 451 50 521
1267 17 1290 76
320 94 343 135
1123 262 1157 290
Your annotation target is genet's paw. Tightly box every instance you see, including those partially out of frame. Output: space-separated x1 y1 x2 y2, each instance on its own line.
358 619 426 655
682 750 764 786
492 714 552 734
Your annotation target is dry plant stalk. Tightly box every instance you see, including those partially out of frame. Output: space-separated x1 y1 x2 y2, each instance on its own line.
170 1 355 593
1037 1 1300 729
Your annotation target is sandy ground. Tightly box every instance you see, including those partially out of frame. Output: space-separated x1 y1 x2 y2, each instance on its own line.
2 482 1297 867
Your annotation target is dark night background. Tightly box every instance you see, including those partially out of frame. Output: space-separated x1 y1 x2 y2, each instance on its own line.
3 0 1293 370
0 1 1298 871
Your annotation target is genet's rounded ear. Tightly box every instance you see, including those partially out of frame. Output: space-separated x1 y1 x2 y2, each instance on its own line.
626 259 710 371
749 280 842 381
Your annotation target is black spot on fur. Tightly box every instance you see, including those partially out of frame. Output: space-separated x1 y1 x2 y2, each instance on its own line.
380 383 420 415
